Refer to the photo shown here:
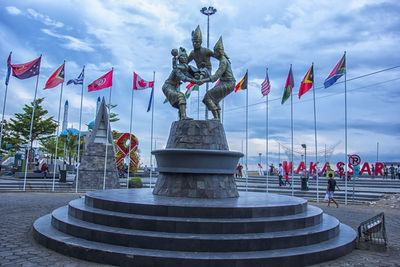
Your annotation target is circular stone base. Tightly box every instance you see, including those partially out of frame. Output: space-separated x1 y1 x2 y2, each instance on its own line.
152 173 239 198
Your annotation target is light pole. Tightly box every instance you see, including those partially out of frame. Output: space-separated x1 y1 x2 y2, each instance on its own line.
301 144 307 174
200 6 217 120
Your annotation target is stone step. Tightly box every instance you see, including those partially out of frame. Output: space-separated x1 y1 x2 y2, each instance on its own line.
84 189 307 219
69 198 323 234
34 214 356 266
52 205 339 252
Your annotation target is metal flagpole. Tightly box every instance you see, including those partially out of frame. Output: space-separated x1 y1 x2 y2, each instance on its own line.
290 64 294 196
197 89 200 120
0 52 11 152
312 63 319 202
23 55 41 191
149 71 155 188
103 68 113 190
265 67 269 193
127 87 134 189
344 51 348 205
75 66 85 193
245 70 248 192
222 99 224 124
52 61 65 192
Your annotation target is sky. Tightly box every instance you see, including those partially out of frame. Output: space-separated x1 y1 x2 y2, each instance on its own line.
0 0 399 170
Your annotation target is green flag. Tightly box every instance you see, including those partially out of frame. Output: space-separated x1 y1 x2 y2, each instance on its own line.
281 66 294 104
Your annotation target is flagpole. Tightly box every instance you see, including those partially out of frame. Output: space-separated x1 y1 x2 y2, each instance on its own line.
290 64 294 196
103 68 113 190
312 62 319 202
23 55 41 191
52 61 65 192
75 66 85 193
266 80 269 193
245 70 248 192
127 88 134 189
0 52 12 152
149 71 155 188
197 88 200 120
344 51 348 205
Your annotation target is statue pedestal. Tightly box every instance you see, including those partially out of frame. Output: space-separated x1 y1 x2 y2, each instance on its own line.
152 120 242 198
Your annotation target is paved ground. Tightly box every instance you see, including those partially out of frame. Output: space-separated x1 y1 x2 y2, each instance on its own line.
0 192 399 267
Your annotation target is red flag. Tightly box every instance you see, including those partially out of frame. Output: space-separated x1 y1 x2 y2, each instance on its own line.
44 63 65 89
298 65 314 99
88 70 113 92
10 56 41 79
133 72 154 90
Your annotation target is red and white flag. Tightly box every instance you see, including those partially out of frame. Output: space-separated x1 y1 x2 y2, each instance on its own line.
261 70 271 96
88 70 113 92
133 72 154 90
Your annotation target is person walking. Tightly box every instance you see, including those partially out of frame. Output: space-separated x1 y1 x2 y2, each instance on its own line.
285 172 291 186
390 164 395 180
371 164 375 179
326 176 341 208
278 163 284 186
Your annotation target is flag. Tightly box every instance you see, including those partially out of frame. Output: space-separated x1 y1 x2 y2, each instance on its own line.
44 63 65 89
298 65 314 99
133 72 154 90
234 71 248 92
9 56 41 79
67 68 84 85
147 86 154 112
88 70 113 92
5 52 11 86
261 71 271 96
281 66 294 104
324 54 346 88
185 83 199 99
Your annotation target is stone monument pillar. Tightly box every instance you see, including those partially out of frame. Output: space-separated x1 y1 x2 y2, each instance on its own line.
74 97 120 190
152 120 242 198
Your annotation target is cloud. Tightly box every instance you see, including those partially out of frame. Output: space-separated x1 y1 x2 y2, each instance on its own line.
27 8 64 28
41 29 94 52
5 6 21 15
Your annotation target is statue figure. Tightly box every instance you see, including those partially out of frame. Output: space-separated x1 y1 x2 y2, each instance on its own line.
200 37 236 120
188 25 213 79
162 47 197 120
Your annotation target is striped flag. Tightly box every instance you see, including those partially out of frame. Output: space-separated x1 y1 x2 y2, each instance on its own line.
261 70 271 96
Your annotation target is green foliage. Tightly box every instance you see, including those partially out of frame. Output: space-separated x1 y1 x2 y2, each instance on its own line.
106 103 119 123
9 97 57 150
39 135 64 160
60 130 85 165
128 177 143 188
0 119 24 153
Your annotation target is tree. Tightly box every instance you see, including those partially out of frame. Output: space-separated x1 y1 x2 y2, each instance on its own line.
60 130 85 165
9 97 57 151
0 119 24 153
106 104 119 123
39 135 64 163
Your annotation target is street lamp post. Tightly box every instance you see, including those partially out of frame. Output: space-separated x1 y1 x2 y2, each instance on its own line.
200 6 217 120
301 144 307 175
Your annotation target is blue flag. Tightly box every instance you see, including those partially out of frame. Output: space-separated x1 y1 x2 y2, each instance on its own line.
147 86 154 112
324 54 346 88
5 52 11 86
67 67 84 85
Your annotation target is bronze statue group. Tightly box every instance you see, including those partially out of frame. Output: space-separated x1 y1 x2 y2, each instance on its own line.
162 26 236 121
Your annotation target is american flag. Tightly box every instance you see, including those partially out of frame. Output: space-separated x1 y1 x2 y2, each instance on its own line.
261 70 271 96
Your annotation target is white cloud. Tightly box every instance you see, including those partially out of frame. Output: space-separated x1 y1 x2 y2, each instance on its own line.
41 28 94 52
5 6 21 15
27 8 64 28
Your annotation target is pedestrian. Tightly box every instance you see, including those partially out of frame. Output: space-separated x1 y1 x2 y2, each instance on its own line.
397 165 400 180
326 176 341 208
390 164 395 179
41 162 49 178
384 166 388 179
285 172 291 186
269 164 274 176
278 163 284 186
371 164 375 179
236 163 243 178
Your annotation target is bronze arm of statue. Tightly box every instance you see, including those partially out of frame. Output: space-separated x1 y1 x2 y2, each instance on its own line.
162 47 198 121
201 37 236 121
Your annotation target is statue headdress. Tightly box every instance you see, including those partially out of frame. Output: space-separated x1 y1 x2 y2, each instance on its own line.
191 25 202 41
214 36 224 52
178 47 187 57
